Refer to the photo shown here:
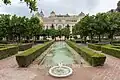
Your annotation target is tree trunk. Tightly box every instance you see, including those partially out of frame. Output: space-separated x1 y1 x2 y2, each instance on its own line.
98 34 101 42
35 36 37 42
90 33 93 43
84 36 87 44
18 34 21 43
110 34 114 44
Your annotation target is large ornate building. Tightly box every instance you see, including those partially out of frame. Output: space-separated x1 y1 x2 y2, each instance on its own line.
35 11 85 34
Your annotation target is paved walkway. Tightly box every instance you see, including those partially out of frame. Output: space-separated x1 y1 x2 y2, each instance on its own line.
0 43 120 80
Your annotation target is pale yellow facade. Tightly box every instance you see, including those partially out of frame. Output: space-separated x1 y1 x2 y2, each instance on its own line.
36 11 85 34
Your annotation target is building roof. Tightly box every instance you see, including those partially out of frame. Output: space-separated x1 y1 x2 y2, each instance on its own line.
51 11 55 14
56 14 70 17
40 10 44 17
79 12 85 16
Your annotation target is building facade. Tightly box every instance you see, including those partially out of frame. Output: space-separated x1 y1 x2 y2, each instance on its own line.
36 11 85 34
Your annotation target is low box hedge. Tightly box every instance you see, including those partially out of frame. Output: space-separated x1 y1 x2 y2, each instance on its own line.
0 41 8 44
112 44 120 46
0 43 32 51
71 39 98 43
0 46 4 48
0 46 18 59
101 45 120 58
66 40 106 66
87 40 99 43
0 43 33 51
16 40 54 67
21 40 33 43
34 40 49 44
18 43 33 51
88 44 106 51
70 39 85 43
112 40 120 44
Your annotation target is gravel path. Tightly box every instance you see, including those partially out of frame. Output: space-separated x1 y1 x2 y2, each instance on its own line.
0 43 120 80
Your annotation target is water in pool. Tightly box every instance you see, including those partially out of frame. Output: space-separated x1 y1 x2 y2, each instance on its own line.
42 41 75 66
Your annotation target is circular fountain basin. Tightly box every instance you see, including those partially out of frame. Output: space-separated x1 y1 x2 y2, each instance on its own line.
49 66 73 77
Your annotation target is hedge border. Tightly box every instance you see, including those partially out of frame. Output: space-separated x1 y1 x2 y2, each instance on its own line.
18 43 33 51
16 41 54 67
88 44 106 51
101 45 120 58
66 40 106 67
0 46 18 60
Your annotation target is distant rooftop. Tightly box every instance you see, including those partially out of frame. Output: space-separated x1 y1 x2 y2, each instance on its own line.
49 11 85 17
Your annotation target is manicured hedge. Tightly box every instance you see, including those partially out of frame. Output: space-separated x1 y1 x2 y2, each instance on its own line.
112 41 120 44
16 41 54 67
0 43 33 51
101 45 120 58
112 44 120 46
18 43 33 51
0 46 18 59
66 40 106 66
34 40 49 44
0 41 8 44
87 40 99 43
88 44 106 51
21 40 33 43
71 39 98 43
70 39 85 43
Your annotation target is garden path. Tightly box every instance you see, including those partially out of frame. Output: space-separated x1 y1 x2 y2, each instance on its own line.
0 43 120 80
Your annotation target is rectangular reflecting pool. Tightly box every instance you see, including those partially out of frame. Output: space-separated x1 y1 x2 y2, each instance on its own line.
41 41 76 66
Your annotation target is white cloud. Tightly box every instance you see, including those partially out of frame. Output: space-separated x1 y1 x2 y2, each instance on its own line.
0 0 119 16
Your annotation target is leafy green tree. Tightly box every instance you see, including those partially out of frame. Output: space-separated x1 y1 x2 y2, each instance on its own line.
29 17 42 41
0 14 42 43
1 0 38 12
0 14 11 41
94 13 108 42
106 12 120 43
61 25 70 39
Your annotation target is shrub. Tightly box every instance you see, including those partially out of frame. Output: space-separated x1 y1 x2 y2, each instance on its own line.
70 39 84 43
0 46 3 48
34 40 49 44
73 36 78 39
87 40 99 43
18 43 33 51
0 41 8 44
20 40 33 43
16 41 54 67
0 46 18 59
0 43 33 51
88 44 106 51
66 40 106 66
112 40 120 43
112 44 120 46
101 45 120 58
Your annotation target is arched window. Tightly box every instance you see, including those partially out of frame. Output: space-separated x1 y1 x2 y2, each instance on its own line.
51 24 54 29
58 25 62 29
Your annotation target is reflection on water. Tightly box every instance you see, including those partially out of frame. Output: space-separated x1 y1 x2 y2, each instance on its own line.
42 41 75 66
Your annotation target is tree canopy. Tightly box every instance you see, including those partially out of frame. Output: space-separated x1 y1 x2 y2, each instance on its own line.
1 0 38 12
72 12 120 43
0 14 42 42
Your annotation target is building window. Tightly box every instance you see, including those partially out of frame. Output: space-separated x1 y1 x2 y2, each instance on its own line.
58 19 61 22
58 25 62 29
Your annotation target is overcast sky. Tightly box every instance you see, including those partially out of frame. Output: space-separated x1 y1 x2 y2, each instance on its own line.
0 0 119 17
